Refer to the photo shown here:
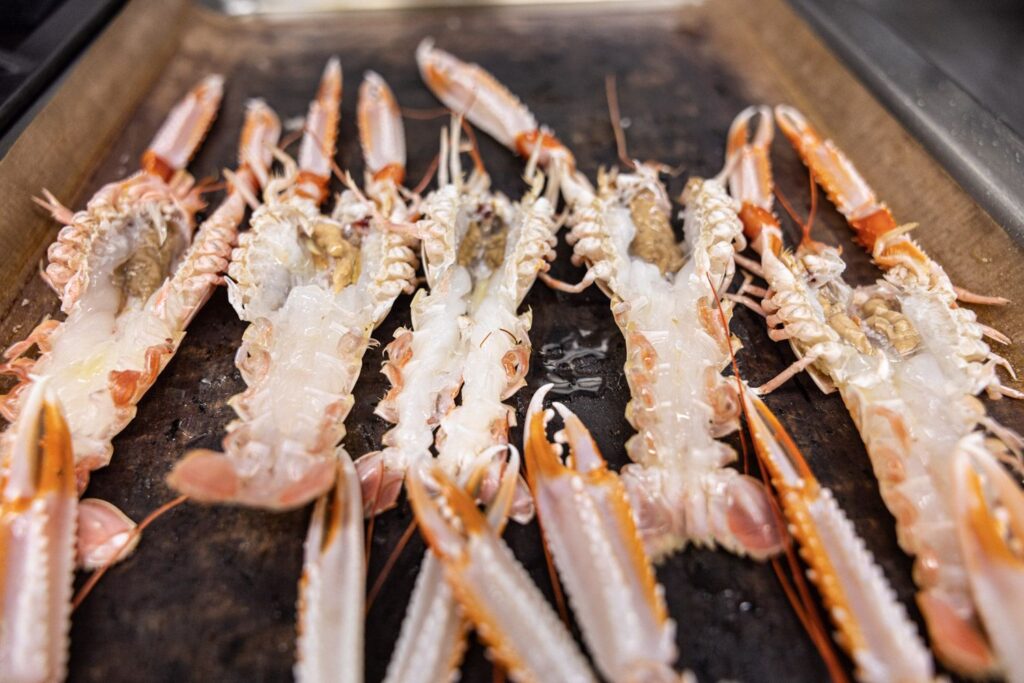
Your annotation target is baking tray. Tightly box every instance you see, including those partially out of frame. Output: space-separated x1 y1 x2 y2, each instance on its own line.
1 0 1023 680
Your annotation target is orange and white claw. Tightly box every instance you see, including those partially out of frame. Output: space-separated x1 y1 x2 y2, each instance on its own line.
143 74 225 181
774 105 900 249
0 382 77 683
295 451 364 683
358 71 406 187
952 435 1024 682
726 105 774 210
726 106 783 255
297 58 343 202
233 98 282 196
743 391 936 683
524 384 678 683
416 39 573 169
407 458 596 683
384 446 519 683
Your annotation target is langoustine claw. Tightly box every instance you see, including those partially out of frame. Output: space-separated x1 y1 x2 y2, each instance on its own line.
406 450 596 683
524 384 679 683
0 382 77 683
952 436 1024 683
742 389 934 682
294 451 365 683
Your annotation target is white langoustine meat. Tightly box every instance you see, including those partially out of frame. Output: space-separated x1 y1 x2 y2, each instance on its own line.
0 382 77 683
418 38 783 563
374 117 559 683
168 62 419 511
731 104 1024 678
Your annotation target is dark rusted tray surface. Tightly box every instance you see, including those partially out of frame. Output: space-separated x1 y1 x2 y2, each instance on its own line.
1 0 1022 681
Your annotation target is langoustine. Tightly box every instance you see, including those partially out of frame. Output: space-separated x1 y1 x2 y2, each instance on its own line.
729 104 1024 678
3 75 221 485
1 78 280 568
168 61 419 510
291 69 421 683
376 116 559 682
417 39 783 562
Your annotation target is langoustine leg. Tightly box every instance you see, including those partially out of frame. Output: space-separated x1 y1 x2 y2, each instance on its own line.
417 39 782 561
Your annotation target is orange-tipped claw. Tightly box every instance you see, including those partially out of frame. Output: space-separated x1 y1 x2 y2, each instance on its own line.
297 57 343 201
524 384 677 682
382 447 520 683
952 436 1024 680
358 71 406 185
416 38 574 170
743 390 935 682
295 455 365 682
143 74 224 181
0 382 77 683
407 456 596 682
774 105 899 251
726 106 783 255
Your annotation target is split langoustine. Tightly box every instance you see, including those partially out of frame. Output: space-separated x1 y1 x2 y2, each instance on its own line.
417 39 783 563
168 61 419 511
730 104 1024 679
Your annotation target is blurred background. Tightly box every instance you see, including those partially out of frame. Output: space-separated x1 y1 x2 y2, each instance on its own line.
3 0 1024 140
3 0 1023 142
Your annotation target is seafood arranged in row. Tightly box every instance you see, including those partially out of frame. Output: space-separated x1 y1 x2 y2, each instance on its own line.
730 104 1024 679
2 40 1022 683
